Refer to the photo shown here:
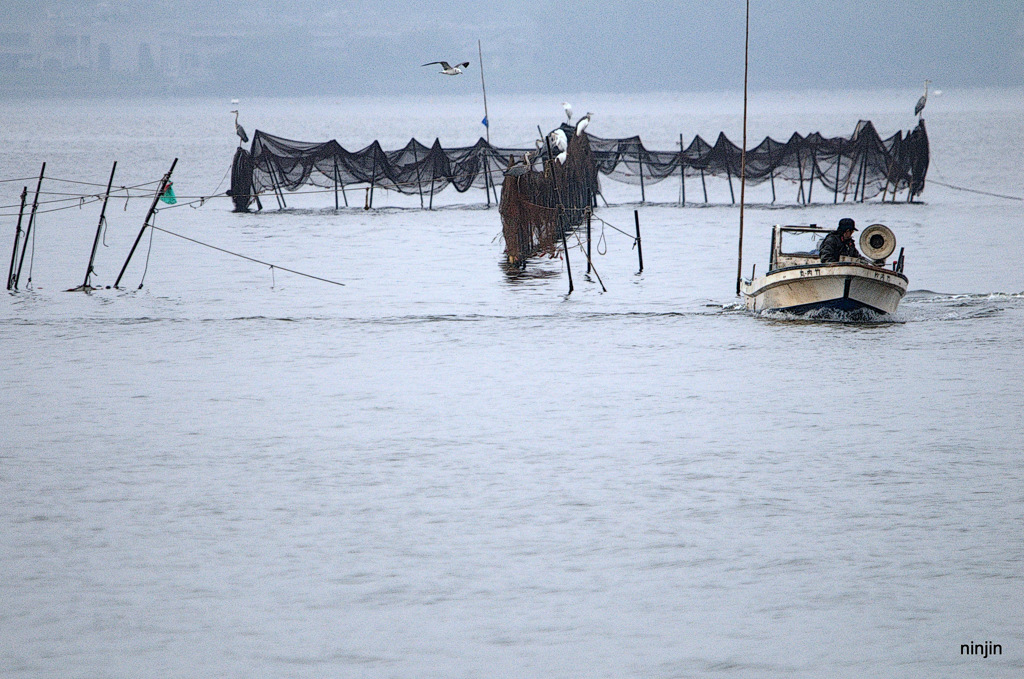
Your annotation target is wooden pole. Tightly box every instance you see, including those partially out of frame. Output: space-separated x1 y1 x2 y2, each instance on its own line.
679 134 686 206
368 149 377 209
6 187 27 290
13 163 45 290
114 158 177 289
412 142 425 209
267 161 282 209
807 147 816 203
857 143 869 202
586 211 592 273
267 158 286 209
726 164 735 204
488 148 500 205
736 0 749 295
834 148 842 203
80 161 117 290
701 168 708 203
560 207 573 294
333 159 339 209
483 151 491 207
770 167 776 203
478 40 490 145
638 151 646 203
633 210 644 273
796 152 805 204
429 144 436 211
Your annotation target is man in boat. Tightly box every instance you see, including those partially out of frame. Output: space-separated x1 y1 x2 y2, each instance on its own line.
819 218 860 263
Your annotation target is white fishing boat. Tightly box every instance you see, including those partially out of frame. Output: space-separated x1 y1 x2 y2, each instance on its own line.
740 224 908 315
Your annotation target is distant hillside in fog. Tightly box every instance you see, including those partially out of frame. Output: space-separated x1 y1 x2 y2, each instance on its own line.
1 0 1021 97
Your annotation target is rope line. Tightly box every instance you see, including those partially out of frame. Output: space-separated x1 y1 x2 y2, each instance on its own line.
139 213 156 289
146 224 346 287
592 215 638 243
927 179 1022 202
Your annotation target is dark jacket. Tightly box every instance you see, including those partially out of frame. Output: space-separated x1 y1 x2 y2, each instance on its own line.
819 231 859 263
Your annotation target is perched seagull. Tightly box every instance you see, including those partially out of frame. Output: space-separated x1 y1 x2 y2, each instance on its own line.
562 102 573 122
575 112 592 135
914 79 931 117
555 150 567 165
549 128 567 152
422 60 470 75
230 109 248 145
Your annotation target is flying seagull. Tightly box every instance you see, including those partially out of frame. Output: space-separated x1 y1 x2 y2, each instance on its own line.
914 79 931 117
422 61 470 75
230 109 248 145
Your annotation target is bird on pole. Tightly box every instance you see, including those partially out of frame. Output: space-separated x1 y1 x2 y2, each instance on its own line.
914 79 931 117
422 60 470 75
230 110 248 145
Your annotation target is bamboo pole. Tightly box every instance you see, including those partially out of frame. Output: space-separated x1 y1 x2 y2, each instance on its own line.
13 163 45 290
478 40 490 145
482 150 491 207
735 0 749 296
638 149 646 203
807 147 816 203
634 209 644 274
560 207 573 294
368 148 377 209
796 152 805 204
114 158 177 289
6 187 27 291
412 142 424 209
333 158 339 209
586 212 591 273
77 161 117 290
834 148 842 203
679 134 686 206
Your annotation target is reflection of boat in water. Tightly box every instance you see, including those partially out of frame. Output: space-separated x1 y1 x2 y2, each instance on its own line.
741 224 908 314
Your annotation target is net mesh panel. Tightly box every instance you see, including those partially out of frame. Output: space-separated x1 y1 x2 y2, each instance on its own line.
230 119 928 211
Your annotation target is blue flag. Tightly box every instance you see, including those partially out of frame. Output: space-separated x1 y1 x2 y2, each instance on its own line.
481 116 489 128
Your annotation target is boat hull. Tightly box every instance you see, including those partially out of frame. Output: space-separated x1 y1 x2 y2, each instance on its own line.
742 262 908 315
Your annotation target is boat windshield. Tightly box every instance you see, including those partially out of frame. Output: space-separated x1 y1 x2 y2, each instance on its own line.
780 230 826 256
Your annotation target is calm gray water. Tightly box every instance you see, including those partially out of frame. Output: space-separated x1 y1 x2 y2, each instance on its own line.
2 90 1023 678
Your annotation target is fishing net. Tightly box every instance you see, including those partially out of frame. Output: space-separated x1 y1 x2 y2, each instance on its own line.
229 119 928 212
499 129 600 265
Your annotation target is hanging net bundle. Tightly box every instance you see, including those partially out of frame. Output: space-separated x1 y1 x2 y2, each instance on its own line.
499 126 599 266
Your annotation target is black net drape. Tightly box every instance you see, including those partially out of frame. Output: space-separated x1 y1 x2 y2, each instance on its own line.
230 120 927 210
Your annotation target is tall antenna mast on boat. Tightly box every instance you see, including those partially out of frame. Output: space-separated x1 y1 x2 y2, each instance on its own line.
736 0 750 296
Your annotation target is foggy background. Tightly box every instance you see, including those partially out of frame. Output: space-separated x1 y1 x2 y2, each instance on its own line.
0 0 1022 98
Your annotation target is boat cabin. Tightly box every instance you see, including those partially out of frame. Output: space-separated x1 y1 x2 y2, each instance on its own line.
768 224 830 271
